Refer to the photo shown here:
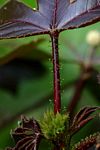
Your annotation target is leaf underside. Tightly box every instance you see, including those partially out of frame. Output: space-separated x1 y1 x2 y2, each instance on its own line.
70 106 100 135
0 0 100 39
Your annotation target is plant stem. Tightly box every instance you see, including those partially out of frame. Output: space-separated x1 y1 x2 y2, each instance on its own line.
68 66 93 117
50 31 61 114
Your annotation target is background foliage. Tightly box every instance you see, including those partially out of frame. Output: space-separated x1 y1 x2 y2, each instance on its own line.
0 0 100 149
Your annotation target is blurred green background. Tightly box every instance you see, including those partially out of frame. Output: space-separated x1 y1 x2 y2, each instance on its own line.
0 0 100 149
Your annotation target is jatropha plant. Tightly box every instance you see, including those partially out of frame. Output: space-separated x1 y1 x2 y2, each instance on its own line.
0 0 100 150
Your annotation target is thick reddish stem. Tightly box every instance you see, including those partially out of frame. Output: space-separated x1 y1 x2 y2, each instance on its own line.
50 31 61 114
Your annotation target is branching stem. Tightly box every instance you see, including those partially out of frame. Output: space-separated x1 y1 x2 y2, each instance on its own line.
68 66 93 117
50 31 61 114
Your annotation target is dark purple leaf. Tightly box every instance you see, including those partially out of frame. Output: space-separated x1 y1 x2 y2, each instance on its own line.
70 106 100 135
0 0 49 39
7 116 42 150
0 0 100 39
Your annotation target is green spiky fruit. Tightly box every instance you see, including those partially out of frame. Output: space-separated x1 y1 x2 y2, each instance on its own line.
39 110 69 140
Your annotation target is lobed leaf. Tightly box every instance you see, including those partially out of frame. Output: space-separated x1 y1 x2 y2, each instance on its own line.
7 116 42 150
70 106 100 135
0 0 100 39
0 0 49 39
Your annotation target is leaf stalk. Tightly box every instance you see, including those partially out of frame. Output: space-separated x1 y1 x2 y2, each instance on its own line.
50 31 61 114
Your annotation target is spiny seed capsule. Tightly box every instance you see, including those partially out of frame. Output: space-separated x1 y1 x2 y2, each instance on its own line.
86 30 100 46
